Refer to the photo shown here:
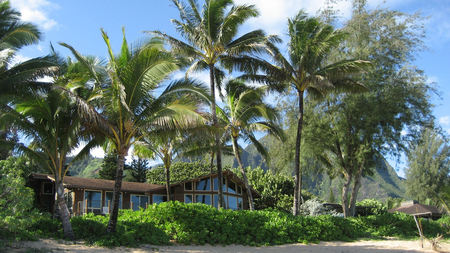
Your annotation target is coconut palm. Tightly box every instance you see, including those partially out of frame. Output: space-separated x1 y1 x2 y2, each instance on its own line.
150 0 277 207
216 79 284 210
0 1 60 158
0 58 99 239
241 12 371 215
60 29 209 233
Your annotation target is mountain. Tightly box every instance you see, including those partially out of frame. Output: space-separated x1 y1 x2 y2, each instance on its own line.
67 155 102 178
225 136 406 201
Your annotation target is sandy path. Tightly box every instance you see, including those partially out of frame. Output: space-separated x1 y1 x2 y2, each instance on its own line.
4 239 450 253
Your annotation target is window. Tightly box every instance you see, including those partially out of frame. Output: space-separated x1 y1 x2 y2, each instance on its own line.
184 181 192 191
227 181 237 194
237 186 242 195
152 194 167 205
105 192 122 209
238 197 243 210
131 195 149 211
42 182 53 195
185 194 193 203
196 178 211 191
195 194 212 205
213 177 227 192
84 190 101 212
213 194 227 209
228 195 238 210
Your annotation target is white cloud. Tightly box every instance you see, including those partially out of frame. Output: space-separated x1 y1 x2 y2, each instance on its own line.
10 0 58 31
439 116 450 126
9 53 30 66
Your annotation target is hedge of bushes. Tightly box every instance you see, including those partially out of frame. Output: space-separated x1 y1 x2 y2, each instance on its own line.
71 202 449 247
4 202 449 247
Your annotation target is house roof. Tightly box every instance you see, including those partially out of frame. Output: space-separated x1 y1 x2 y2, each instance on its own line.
30 170 260 197
388 203 442 216
31 174 161 193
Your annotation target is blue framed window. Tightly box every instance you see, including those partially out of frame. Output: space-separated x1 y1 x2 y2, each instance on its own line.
131 195 149 211
195 194 212 205
105 192 122 209
84 190 101 212
196 178 211 191
152 194 167 205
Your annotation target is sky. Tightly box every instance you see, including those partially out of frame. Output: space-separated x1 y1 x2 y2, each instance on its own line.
10 0 450 177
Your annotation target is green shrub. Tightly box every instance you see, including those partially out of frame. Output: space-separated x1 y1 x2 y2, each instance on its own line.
356 199 387 216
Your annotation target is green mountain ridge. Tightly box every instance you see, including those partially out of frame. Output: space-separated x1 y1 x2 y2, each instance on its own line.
230 135 406 201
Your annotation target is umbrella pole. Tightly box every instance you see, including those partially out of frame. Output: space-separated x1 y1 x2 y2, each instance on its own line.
413 215 423 248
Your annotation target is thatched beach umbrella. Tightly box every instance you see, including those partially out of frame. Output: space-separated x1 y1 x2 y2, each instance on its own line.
388 201 443 248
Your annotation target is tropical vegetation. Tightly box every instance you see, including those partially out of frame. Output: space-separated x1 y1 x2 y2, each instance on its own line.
0 0 448 248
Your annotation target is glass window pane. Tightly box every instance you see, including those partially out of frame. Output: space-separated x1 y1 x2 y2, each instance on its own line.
213 194 218 208
139 196 149 209
237 186 242 195
228 181 237 194
85 191 101 209
213 177 227 192
238 197 243 210
196 178 211 191
152 195 167 205
105 192 122 209
228 196 238 210
185 182 192 190
131 195 140 211
185 194 193 203
195 194 211 205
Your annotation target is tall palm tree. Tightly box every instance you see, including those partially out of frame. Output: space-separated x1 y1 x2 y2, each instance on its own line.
60 29 209 233
0 1 59 158
0 58 98 238
150 0 277 207
241 12 370 215
217 79 284 210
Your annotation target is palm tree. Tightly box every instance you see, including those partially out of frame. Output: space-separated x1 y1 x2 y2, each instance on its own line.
60 29 209 233
241 12 370 215
0 58 98 238
150 0 276 208
0 1 59 158
217 79 284 210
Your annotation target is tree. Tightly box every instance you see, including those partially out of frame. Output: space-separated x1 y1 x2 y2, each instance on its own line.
302 0 433 217
1 83 94 239
406 129 450 212
128 157 149 183
60 29 208 233
242 11 370 215
98 152 130 180
217 79 284 210
0 1 59 159
151 0 275 208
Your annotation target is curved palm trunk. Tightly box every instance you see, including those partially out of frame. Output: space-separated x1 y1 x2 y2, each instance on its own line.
349 166 363 216
292 90 304 216
106 149 126 233
232 137 254 210
55 177 74 240
341 172 352 218
210 64 224 209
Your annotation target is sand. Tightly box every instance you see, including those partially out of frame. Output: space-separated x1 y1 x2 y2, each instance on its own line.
3 239 450 253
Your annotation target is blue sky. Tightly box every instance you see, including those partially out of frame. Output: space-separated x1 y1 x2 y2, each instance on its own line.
10 0 450 176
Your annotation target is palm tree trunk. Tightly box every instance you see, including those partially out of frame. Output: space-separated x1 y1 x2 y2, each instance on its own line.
106 149 126 233
164 163 171 201
232 137 254 210
292 90 304 216
342 172 352 218
210 64 223 209
349 166 363 216
55 178 74 240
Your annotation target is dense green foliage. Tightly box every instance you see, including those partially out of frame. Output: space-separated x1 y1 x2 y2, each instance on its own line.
19 202 448 247
356 199 388 216
147 161 215 184
68 155 102 177
232 167 313 212
0 157 35 239
406 129 450 211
